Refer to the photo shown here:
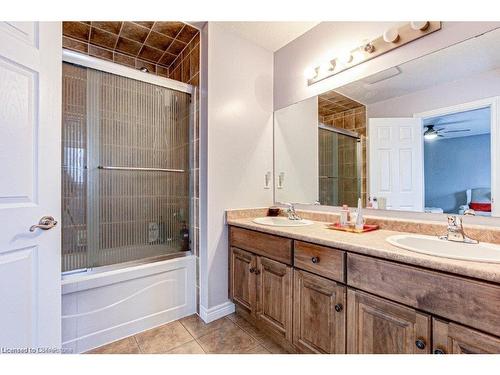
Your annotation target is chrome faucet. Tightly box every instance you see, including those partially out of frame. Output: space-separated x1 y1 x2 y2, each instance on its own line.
439 215 478 244
285 203 302 220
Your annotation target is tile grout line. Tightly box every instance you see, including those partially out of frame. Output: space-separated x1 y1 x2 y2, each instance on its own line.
228 315 283 353
221 317 263 353
133 334 144 354
178 318 207 354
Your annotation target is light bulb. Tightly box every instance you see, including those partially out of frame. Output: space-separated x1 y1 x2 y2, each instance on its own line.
352 49 364 63
410 21 429 31
383 28 399 43
304 67 317 80
424 133 438 140
319 60 335 75
339 52 353 65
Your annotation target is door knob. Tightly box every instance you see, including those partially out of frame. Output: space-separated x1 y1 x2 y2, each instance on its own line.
29 216 58 232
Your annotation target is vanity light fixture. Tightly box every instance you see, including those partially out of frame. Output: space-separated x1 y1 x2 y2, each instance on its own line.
307 21 441 86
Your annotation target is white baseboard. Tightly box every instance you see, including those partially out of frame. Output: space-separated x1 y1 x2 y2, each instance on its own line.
199 301 235 323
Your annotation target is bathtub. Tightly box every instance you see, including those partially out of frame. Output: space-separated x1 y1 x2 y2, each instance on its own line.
61 254 196 353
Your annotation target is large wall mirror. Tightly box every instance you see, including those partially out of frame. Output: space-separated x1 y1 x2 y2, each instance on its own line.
274 27 500 218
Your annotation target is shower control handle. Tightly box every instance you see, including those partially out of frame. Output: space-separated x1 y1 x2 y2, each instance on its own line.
30 216 57 232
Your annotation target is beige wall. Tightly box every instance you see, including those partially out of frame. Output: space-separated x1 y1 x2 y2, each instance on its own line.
200 22 274 312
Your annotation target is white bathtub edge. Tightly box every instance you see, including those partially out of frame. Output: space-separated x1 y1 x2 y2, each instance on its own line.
62 255 196 353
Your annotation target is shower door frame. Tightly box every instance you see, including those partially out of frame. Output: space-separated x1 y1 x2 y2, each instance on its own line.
63 49 194 95
62 49 196 274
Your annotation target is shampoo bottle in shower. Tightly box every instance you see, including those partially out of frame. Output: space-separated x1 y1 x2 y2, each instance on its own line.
180 221 190 251
159 216 166 244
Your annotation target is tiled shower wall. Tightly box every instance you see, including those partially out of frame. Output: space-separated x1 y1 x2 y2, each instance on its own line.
320 106 367 206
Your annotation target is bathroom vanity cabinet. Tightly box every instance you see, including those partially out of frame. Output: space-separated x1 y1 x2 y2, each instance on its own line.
228 226 500 354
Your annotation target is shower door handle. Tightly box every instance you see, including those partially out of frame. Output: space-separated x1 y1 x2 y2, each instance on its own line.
29 216 58 232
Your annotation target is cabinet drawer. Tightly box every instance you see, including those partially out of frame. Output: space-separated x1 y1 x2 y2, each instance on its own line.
294 241 345 282
230 226 293 265
432 318 500 354
347 253 500 337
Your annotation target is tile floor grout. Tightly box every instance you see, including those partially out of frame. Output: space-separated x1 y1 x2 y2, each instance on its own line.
178 316 207 354
227 316 275 353
133 335 143 354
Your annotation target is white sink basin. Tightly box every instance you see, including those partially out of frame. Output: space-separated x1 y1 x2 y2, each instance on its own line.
252 217 314 227
387 234 500 263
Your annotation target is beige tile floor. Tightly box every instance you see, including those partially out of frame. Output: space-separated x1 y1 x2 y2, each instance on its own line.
86 313 290 354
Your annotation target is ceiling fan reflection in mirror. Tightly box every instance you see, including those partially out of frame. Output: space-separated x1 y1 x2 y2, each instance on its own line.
423 121 471 140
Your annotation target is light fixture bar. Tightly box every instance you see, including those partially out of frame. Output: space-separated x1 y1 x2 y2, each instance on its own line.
307 21 441 86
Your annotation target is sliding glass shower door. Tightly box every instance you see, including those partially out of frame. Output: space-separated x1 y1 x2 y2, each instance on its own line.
62 62 192 272
319 126 361 207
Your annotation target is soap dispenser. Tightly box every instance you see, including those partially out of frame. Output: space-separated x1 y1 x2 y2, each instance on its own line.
340 205 350 227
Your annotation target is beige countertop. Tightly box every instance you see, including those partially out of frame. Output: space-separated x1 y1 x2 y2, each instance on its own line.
227 217 500 284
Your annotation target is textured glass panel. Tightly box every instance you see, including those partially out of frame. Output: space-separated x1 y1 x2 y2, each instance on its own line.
318 128 360 207
62 62 191 272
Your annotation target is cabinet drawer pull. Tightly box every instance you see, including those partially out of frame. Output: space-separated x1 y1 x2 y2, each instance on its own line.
254 269 261 275
433 348 445 354
249 267 255 273
415 339 426 350
334 303 343 312
311 256 320 264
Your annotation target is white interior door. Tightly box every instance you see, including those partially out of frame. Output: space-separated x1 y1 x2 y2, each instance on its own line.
0 22 62 351
368 117 424 212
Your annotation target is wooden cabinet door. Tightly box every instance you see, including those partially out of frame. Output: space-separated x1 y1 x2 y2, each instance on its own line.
293 269 346 353
347 289 431 354
433 318 500 354
256 256 293 340
230 247 257 315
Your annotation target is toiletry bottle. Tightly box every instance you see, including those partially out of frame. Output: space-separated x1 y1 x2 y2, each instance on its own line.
355 198 364 231
158 216 165 244
340 205 350 227
180 221 190 251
